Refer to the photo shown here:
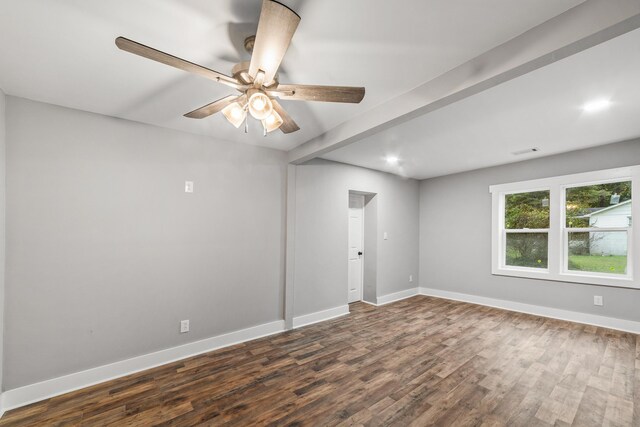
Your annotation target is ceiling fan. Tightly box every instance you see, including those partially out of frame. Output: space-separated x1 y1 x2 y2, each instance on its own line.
115 0 365 135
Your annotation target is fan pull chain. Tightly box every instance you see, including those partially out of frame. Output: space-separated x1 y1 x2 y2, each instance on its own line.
263 122 267 137
244 114 248 134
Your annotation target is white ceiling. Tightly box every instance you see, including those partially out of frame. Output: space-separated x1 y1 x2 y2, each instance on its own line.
322 27 640 179
0 0 584 151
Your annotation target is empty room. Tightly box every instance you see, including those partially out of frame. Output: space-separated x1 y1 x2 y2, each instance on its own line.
0 0 639 425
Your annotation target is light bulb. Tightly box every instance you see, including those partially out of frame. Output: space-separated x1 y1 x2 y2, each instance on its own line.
253 98 265 111
222 102 246 128
248 91 273 120
261 110 283 133
230 106 243 120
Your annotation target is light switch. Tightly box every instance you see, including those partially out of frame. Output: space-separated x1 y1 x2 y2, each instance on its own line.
185 181 194 193
383 232 388 240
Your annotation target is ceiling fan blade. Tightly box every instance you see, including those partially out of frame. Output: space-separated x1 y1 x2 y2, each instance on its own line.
184 95 240 119
248 0 300 85
115 37 243 90
270 84 365 103
271 99 300 134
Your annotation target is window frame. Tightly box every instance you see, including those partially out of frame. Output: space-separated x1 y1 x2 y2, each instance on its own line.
501 187 551 273
490 166 640 289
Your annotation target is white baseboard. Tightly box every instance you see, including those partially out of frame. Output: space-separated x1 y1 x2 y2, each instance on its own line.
293 305 349 329
376 288 419 306
360 299 379 307
1 320 285 413
0 392 4 418
419 287 640 334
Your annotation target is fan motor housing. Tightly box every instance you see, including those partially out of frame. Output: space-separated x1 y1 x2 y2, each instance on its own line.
232 61 278 87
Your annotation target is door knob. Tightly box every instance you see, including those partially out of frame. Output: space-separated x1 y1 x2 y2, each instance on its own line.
358 251 363 256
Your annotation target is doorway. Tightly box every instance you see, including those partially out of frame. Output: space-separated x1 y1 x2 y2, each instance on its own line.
348 194 364 303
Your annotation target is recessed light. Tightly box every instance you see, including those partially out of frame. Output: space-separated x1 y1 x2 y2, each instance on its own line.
582 99 611 113
385 156 399 165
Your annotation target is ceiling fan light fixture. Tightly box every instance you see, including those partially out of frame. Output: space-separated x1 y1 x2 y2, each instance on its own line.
262 110 283 133
115 0 365 136
247 89 273 120
222 102 247 128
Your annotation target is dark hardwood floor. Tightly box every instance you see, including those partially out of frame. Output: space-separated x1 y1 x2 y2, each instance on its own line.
1 296 638 426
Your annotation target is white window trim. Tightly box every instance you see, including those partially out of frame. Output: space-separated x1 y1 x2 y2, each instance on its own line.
490 165 640 289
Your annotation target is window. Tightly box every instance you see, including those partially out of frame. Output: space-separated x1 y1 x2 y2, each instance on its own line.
504 191 549 269
491 166 639 288
564 182 631 276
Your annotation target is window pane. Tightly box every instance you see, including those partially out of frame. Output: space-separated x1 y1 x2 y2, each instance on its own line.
566 181 631 228
568 231 627 275
506 233 548 268
505 191 550 229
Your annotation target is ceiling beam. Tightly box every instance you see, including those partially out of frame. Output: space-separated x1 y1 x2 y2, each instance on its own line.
288 0 640 164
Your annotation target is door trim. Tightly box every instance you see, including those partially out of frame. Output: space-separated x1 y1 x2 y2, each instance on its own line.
348 193 365 303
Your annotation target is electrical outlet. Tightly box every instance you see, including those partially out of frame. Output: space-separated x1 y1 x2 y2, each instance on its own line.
409 275 413 282
180 319 190 333
185 181 194 193
593 296 603 306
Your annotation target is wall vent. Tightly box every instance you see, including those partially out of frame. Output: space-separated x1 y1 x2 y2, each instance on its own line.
511 147 540 156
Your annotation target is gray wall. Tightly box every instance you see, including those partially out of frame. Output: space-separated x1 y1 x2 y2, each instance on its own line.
294 159 419 316
0 89 5 393
4 97 288 389
420 138 640 322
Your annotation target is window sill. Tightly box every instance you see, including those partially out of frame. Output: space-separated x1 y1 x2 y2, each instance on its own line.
492 267 639 289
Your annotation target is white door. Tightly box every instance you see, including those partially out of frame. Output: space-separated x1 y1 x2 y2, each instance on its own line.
348 194 364 303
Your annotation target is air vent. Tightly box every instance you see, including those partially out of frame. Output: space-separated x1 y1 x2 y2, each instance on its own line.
512 147 540 156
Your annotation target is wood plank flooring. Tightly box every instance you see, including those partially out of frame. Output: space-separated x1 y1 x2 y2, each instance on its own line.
1 296 638 426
